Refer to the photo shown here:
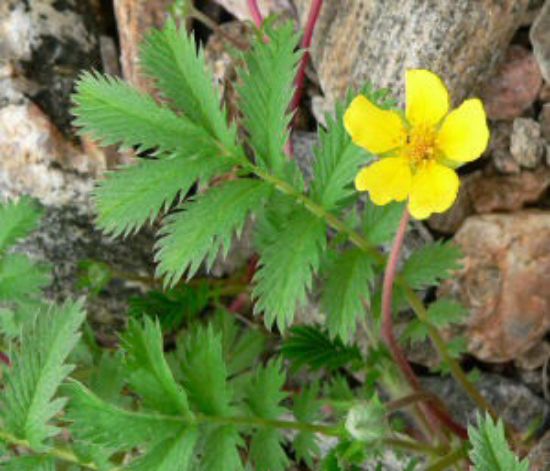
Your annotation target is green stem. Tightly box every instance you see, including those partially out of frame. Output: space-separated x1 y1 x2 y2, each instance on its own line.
425 445 469 471
0 430 102 470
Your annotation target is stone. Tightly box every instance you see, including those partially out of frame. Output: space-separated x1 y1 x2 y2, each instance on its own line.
480 46 543 120
531 0 550 82
540 103 550 141
294 0 529 108
490 121 521 174
213 0 292 22
422 373 549 431
440 212 550 363
510 117 545 168
113 0 173 91
428 170 550 233
528 430 550 471
0 0 101 134
540 83 550 102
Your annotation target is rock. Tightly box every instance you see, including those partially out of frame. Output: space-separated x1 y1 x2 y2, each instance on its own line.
540 103 550 141
490 121 520 174
541 83 550 102
510 118 545 169
528 430 550 471
113 0 173 91
428 170 550 233
294 0 529 108
480 46 543 120
531 0 550 83
422 373 549 431
213 0 292 21
440 212 550 363
0 0 101 134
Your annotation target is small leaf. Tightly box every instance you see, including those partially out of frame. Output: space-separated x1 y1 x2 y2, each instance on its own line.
362 200 405 245
0 197 42 251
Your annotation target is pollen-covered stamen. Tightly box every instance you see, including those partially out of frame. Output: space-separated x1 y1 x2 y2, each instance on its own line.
405 125 437 167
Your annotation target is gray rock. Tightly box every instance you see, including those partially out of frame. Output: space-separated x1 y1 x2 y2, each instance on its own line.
422 373 549 432
510 118 545 169
540 103 550 142
531 0 550 83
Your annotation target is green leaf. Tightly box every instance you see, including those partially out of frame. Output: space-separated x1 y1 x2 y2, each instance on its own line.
156 179 270 286
403 299 468 344
362 200 405 245
73 72 220 157
468 413 529 471
127 428 198 471
321 249 375 343
94 154 232 237
0 254 49 302
178 326 231 416
401 241 462 289
246 359 289 471
293 383 321 467
199 425 244 471
121 317 190 415
66 382 186 451
282 325 363 372
88 351 126 403
213 310 267 377
311 103 367 211
0 301 86 449
0 456 56 471
0 197 42 251
253 208 326 331
140 19 238 152
238 22 301 175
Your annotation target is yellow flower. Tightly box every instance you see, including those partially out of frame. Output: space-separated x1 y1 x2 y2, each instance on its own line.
344 70 489 220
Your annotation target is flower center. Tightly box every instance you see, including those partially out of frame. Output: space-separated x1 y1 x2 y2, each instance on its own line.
405 125 437 168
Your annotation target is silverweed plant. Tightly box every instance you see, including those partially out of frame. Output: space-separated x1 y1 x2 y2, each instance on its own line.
0 13 536 471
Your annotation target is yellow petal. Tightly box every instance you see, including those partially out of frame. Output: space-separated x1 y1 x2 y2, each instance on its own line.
344 95 406 155
436 99 489 163
408 161 459 220
355 158 412 205
406 69 449 127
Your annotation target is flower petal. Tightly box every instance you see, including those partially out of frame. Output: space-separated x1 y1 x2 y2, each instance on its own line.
355 158 412 205
344 95 406 155
436 99 489 163
406 69 449 127
408 161 459 220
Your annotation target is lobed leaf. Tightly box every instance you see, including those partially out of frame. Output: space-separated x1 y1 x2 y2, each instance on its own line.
0 197 42 252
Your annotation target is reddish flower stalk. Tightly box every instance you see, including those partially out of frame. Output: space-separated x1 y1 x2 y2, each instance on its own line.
290 0 323 113
381 209 468 441
247 0 264 28
0 351 11 367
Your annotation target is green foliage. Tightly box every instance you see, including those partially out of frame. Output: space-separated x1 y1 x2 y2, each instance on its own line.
95 154 232 237
140 19 238 152
253 209 326 331
468 414 529 471
0 197 41 251
0 255 49 303
246 359 289 471
321 249 375 342
310 102 367 211
293 383 321 467
0 456 56 471
156 179 271 286
122 317 190 415
362 201 405 245
282 325 363 372
238 21 301 175
0 301 86 449
401 241 462 289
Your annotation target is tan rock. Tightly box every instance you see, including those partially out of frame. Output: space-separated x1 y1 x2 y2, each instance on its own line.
510 117 545 169
294 0 529 107
489 121 520 174
540 103 550 141
480 46 542 120
440 212 550 363
113 0 173 91
530 0 550 83
428 170 550 233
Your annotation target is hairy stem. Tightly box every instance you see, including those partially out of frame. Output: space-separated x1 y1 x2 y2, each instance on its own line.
247 0 264 28
0 430 102 470
425 445 469 471
290 0 323 113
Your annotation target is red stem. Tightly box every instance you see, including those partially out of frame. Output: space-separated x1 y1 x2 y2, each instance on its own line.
0 351 11 367
247 0 263 28
290 0 323 113
381 209 468 441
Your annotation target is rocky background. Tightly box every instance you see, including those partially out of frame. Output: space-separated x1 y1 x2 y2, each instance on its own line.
1 0 550 468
